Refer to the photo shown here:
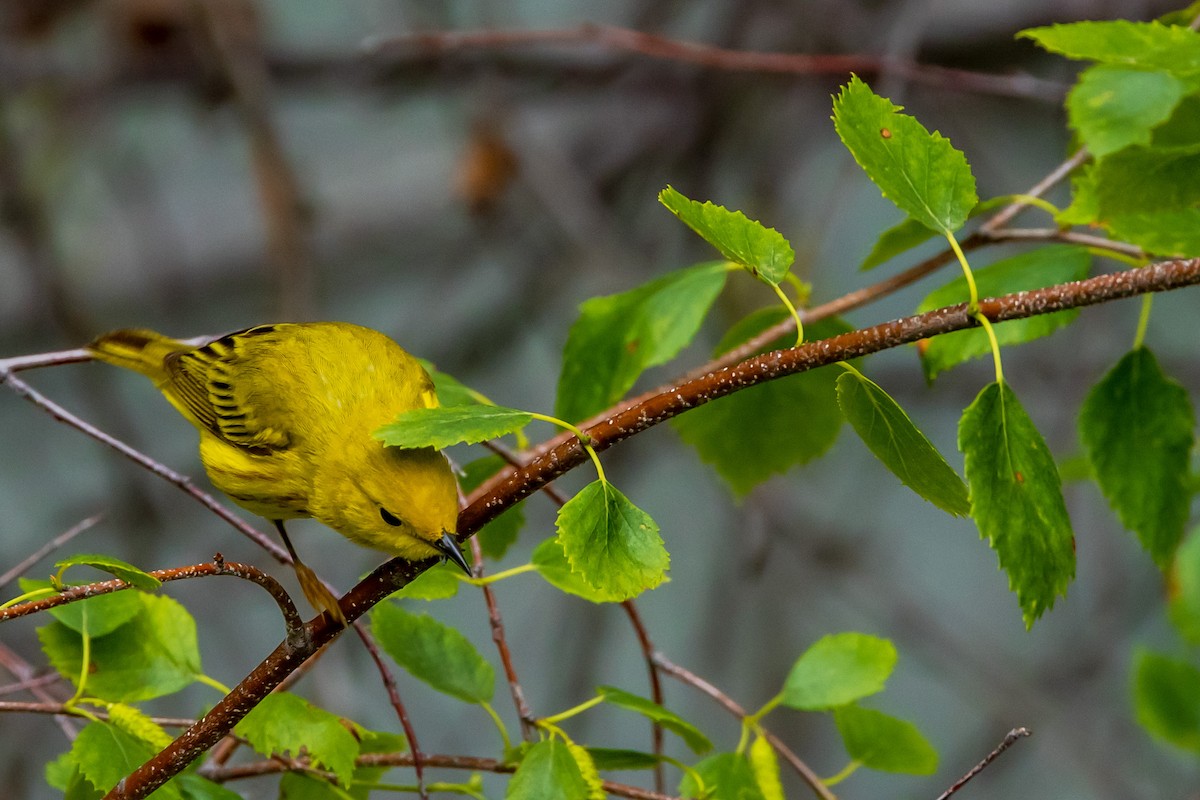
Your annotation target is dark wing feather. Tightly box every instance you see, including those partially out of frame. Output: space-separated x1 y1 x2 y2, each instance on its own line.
164 325 290 453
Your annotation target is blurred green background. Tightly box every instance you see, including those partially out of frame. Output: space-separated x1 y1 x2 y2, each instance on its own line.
2 1 1198 797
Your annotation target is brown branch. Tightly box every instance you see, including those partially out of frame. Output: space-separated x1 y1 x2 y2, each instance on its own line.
0 701 197 730
366 24 1066 102
203 750 682 800
0 367 286 560
470 536 536 740
653 653 834 800
622 601 666 794
936 727 1032 799
0 557 306 638
351 622 429 800
102 258 1200 800
0 642 76 739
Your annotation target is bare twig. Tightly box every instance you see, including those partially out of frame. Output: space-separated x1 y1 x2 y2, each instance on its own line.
653 653 834 800
0 643 75 738
936 727 1032 800
0 513 104 590
622 601 666 794
204 750 682 799
0 701 197 730
470 536 536 740
351 622 429 800
0 557 306 638
366 24 1066 102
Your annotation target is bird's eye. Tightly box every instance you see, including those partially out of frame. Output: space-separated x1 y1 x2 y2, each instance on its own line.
379 508 403 527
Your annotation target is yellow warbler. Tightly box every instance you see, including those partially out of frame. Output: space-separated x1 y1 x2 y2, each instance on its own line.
88 322 469 624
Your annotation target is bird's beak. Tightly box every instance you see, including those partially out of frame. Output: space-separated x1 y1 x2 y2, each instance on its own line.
433 532 472 576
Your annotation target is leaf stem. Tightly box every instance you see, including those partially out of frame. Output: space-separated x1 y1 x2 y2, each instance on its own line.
974 313 1005 385
526 412 607 483
945 231 979 309
539 694 605 726
468 564 538 585
479 701 512 754
1133 293 1153 350
771 282 805 346
822 759 862 786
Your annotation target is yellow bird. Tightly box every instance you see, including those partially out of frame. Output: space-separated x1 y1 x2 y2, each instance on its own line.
88 322 469 625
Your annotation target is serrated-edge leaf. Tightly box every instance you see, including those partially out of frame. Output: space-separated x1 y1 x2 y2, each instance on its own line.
375 405 533 449
1066 66 1185 157
556 481 668 601
780 632 898 710
678 753 765 800
597 685 714 754
959 381 1076 627
1019 21 1200 75
834 705 939 775
371 602 495 703
833 75 977 233
532 537 628 603
235 693 360 787
836 370 970 516
506 739 590 800
1079 348 1195 566
54 554 161 591
70 722 182 800
659 186 794 283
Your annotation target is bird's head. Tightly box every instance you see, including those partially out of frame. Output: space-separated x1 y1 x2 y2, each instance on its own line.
310 443 468 574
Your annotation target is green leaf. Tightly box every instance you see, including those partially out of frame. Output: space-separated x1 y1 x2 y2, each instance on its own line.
780 632 897 710
748 735 784 800
507 739 590 800
678 753 765 800
833 75 977 234
460 456 526 559
597 685 714 754
556 481 668 601
371 602 495 703
1106 208 1200 257
38 593 202 702
392 562 462 600
858 196 1016 271
1170 532 1200 645
1079 348 1195 566
19 577 142 637
54 554 162 591
69 722 183 800
659 187 794 283
556 261 728 422
1092 143 1200 217
1067 66 1185 157
565 739 605 800
423 361 487 408
236 693 360 787
917 245 1091 381
859 217 937 271
585 748 664 771
959 381 1076 627
1019 21 1200 75
672 336 844 495
1133 650 1200 753
836 370 970 516
531 537 627 603
106 702 173 750
375 404 532 449
833 705 938 775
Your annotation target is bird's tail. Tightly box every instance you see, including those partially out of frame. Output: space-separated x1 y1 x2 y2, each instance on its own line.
88 328 184 381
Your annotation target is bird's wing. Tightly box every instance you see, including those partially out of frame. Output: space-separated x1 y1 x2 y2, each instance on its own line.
164 325 292 453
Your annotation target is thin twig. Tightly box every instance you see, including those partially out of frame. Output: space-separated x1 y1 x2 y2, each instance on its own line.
0 672 61 697
979 148 1091 234
0 369 284 559
0 642 75 738
935 727 1032 800
0 513 104 590
352 622 429 800
653 653 834 800
622 601 666 794
0 557 306 638
0 701 197 730
366 24 1066 102
470 536 536 740
204 750 682 800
